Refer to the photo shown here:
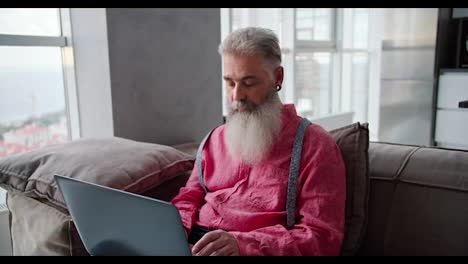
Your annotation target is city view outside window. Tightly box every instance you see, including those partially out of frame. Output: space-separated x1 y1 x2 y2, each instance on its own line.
0 9 70 159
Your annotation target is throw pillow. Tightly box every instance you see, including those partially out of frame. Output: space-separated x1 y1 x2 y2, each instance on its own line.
0 137 195 210
329 122 370 256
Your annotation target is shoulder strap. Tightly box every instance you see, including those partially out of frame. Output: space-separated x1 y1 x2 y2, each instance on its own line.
197 118 311 229
196 128 217 193
286 118 312 230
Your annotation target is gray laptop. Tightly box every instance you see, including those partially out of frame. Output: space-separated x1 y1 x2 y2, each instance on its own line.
54 175 192 256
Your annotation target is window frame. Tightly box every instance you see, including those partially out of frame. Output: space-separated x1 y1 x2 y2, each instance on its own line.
0 8 80 140
221 8 375 125
294 8 337 49
292 8 337 118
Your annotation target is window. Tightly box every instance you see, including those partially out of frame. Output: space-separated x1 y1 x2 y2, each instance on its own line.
295 52 333 116
221 8 373 131
296 8 333 42
339 9 371 123
0 8 77 159
0 9 61 36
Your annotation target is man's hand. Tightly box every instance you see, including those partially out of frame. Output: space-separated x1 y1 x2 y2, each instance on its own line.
191 230 240 256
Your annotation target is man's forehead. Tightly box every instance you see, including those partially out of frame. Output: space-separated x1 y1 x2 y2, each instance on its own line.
223 63 262 79
223 54 272 80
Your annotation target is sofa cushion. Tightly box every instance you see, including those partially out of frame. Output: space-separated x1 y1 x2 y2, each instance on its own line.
357 142 419 255
7 192 81 256
384 146 468 255
0 137 195 210
360 142 468 256
329 122 370 256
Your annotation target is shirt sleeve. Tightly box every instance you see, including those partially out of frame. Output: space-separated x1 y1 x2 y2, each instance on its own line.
229 129 346 256
171 162 206 236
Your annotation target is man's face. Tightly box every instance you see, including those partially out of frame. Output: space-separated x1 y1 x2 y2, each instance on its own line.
223 54 282 114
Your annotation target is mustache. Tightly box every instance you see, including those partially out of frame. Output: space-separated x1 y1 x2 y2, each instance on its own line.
230 99 258 113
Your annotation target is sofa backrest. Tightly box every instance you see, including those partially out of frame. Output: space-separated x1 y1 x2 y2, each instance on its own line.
359 142 468 256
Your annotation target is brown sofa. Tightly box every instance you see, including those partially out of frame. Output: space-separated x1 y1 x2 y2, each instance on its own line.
147 141 468 256
4 141 468 255
136 141 468 256
358 142 468 255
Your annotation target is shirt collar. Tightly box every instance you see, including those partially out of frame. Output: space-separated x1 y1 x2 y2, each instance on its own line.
282 104 297 117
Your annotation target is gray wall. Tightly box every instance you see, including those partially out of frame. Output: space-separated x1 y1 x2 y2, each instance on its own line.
106 8 222 145
70 9 114 138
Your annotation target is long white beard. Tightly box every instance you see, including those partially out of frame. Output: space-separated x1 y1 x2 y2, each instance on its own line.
225 92 283 164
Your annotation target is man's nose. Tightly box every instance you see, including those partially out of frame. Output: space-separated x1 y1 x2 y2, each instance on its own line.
232 85 246 101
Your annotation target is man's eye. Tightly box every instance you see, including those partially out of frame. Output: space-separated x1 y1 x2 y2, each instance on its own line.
244 82 255 88
226 81 235 88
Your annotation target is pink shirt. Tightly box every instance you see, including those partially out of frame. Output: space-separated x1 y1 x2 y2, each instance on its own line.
171 104 346 256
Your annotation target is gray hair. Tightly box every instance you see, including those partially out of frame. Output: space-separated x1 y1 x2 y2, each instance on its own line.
218 27 282 68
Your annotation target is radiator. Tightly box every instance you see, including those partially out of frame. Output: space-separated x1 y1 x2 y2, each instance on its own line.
0 188 12 255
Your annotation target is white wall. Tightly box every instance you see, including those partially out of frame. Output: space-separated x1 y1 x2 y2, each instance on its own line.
70 8 114 138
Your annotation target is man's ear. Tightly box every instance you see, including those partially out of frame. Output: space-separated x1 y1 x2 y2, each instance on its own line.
275 66 284 86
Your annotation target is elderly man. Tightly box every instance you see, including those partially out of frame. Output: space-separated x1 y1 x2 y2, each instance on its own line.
171 27 346 256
